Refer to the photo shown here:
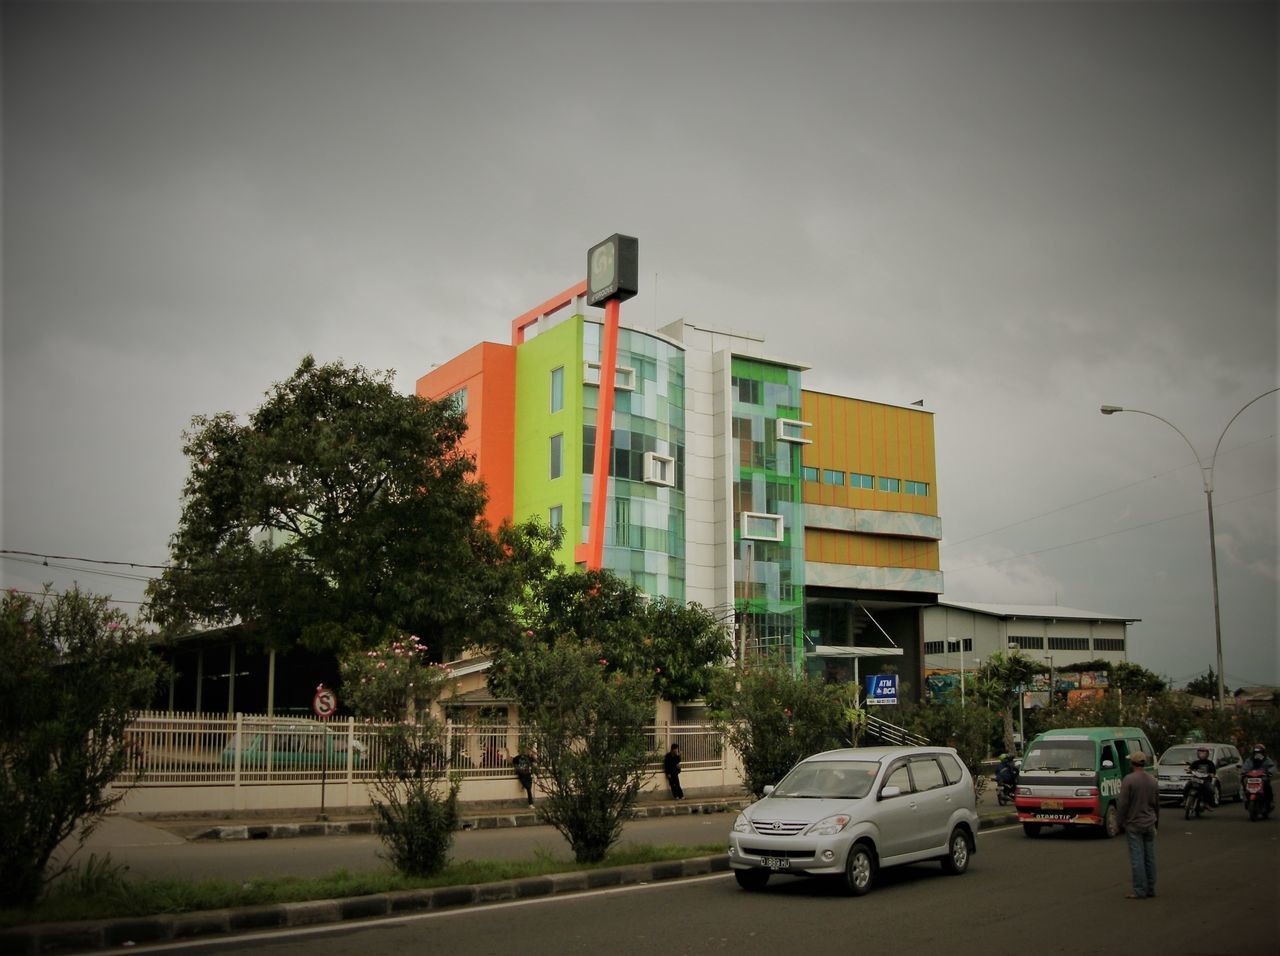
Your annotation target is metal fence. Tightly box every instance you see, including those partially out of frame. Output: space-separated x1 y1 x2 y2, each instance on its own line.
120 712 725 788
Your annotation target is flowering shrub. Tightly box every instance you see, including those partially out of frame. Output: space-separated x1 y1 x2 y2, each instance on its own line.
337 634 459 877
338 634 453 722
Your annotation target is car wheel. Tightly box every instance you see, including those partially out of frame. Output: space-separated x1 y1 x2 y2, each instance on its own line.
1102 803 1121 838
1022 822 1041 838
842 843 875 896
941 827 971 875
734 868 770 891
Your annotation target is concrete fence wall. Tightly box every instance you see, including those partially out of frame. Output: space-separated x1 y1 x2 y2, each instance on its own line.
112 712 745 815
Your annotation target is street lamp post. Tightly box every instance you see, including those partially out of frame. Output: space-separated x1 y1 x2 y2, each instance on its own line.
1008 642 1025 750
1101 387 1279 709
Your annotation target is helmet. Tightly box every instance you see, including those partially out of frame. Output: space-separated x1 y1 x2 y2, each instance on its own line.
1197 746 1209 756
1253 743 1267 754
999 753 1011 762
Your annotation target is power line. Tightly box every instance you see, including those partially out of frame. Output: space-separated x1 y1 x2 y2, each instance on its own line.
4 586 147 607
943 487 1276 575
1 549 170 570
941 431 1275 552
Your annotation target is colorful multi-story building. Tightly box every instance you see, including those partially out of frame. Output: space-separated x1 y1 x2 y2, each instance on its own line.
418 282 943 699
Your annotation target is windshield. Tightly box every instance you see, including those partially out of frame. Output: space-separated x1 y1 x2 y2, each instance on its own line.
771 760 880 799
1161 746 1205 766
1021 739 1095 772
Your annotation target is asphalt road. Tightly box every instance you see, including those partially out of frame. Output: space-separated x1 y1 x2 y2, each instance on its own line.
112 809 1278 956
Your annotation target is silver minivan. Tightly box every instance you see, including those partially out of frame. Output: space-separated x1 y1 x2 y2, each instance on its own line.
1157 742 1244 805
728 745 980 895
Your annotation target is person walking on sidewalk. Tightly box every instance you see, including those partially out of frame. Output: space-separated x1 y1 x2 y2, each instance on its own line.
513 750 534 806
1118 750 1160 899
663 743 684 800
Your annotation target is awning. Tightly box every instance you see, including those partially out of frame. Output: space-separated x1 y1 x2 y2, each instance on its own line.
808 646 904 658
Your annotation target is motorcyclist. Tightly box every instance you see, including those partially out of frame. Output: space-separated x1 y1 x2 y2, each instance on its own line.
1185 746 1218 808
995 753 1019 791
1242 744 1276 810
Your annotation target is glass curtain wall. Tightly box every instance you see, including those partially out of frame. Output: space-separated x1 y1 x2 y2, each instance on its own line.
731 357 805 668
582 323 687 600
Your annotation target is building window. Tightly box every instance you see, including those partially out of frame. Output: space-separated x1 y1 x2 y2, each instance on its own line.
644 451 676 487
822 469 845 486
734 377 761 405
878 476 901 493
923 640 946 655
945 638 974 653
549 433 563 480
584 362 636 391
550 367 564 413
849 472 874 489
614 498 631 548
776 418 812 445
904 480 930 496
1094 638 1126 652
740 512 784 542
1009 635 1045 650
447 387 468 414
549 505 563 530
801 466 820 483
1048 637 1090 651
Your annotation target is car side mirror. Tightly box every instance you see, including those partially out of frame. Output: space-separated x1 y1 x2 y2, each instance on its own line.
879 785 902 800
1102 760 1114 769
763 785 775 797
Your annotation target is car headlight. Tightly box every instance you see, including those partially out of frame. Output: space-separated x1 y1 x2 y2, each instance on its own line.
732 813 751 833
805 813 852 836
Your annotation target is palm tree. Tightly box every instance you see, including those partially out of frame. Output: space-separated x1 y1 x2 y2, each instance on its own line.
975 651 1046 756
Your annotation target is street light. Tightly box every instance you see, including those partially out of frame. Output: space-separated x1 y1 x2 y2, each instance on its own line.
1101 387 1279 709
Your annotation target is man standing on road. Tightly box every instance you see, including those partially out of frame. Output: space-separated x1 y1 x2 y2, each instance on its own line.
1118 750 1160 899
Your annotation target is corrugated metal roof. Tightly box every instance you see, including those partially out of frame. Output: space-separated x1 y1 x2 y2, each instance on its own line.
936 601 1140 624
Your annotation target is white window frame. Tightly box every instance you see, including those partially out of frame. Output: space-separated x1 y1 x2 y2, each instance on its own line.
740 511 784 542
583 361 636 391
643 451 676 487
776 418 812 444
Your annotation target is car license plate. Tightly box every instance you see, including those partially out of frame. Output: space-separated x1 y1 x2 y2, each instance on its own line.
762 857 790 871
1040 800 1063 810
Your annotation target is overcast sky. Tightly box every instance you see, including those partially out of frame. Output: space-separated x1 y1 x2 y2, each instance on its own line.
3 2 1276 688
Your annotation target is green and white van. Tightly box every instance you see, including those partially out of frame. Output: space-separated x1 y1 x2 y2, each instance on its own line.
1014 726 1156 838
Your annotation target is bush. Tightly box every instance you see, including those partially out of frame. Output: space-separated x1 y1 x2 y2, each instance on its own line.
707 660 856 797
0 588 162 906
338 635 458 878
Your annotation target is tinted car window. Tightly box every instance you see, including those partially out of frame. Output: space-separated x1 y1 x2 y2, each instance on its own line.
911 757 946 791
884 763 913 795
937 752 964 785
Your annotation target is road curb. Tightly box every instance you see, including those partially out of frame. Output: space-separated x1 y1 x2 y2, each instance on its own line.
0 856 735 955
191 798 749 840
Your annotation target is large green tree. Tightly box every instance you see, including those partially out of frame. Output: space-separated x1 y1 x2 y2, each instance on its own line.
0 587 163 905
485 568 730 862
146 355 551 658
706 659 858 797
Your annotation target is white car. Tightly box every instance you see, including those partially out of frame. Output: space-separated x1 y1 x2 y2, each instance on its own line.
728 745 980 895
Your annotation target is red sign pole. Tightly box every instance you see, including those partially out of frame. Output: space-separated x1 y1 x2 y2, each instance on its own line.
587 298 622 569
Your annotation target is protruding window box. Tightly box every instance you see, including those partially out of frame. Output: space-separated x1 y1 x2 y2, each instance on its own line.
776 418 812 444
740 512 784 542
644 451 676 487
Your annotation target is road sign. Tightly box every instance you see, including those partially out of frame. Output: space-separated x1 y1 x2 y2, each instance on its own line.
312 685 338 719
865 673 898 706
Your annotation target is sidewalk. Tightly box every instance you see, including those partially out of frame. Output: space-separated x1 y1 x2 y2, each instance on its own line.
3 795 1019 955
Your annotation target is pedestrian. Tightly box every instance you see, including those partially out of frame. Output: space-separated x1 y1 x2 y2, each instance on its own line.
663 743 684 800
513 749 534 806
1117 749 1160 899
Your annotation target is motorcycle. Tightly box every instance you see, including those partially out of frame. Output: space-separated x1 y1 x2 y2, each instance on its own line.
1242 769 1273 822
995 759 1021 806
1182 769 1213 820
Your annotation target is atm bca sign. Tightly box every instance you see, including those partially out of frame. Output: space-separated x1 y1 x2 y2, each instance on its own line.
865 674 898 706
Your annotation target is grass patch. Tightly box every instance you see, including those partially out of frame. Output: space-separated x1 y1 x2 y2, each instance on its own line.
0 843 725 929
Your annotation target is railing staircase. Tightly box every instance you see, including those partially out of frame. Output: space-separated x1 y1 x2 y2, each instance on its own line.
862 713 929 747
